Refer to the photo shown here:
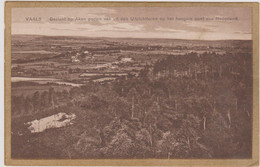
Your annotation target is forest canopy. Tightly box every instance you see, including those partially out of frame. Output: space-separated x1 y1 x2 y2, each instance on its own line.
11 51 252 159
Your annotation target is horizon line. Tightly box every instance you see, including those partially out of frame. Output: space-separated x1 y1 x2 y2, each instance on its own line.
11 34 252 41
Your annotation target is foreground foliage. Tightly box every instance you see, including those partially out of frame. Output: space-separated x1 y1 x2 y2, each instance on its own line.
11 52 252 159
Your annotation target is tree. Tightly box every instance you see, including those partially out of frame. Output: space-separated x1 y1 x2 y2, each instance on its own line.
48 87 55 110
40 91 49 108
32 91 40 112
127 88 139 118
134 128 153 158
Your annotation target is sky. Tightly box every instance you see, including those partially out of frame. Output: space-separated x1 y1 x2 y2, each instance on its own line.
12 7 252 40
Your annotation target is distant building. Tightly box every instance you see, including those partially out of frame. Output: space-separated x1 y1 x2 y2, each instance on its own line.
121 57 133 63
71 53 80 63
72 59 80 63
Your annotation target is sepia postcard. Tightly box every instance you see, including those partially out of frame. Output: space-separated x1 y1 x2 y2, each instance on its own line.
4 1 259 166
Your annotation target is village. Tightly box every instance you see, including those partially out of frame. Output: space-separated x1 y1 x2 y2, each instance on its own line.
12 35 249 84
11 47 145 85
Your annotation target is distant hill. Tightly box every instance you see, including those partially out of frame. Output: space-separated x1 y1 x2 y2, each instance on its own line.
11 34 252 63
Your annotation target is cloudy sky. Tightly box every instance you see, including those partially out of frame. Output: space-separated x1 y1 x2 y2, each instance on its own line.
12 7 252 40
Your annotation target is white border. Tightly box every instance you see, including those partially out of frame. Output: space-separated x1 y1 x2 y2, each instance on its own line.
0 1 259 167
